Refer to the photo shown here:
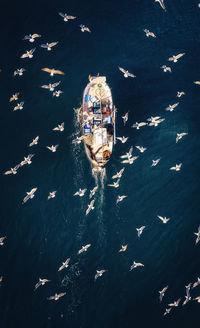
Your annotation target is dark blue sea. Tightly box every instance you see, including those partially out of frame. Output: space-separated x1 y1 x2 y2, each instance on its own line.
1 0 200 327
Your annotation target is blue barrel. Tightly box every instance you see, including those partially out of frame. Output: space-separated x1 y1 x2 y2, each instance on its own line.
84 123 91 134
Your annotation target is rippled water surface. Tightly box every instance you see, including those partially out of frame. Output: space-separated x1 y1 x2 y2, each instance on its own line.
0 0 200 327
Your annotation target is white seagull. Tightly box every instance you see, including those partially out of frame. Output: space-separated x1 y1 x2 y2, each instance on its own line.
166 102 179 112
130 261 144 271
136 226 146 238
194 226 200 244
58 12 76 22
58 258 70 271
86 199 95 216
151 159 160 166
13 68 26 76
122 112 129 125
112 168 125 180
41 81 61 92
168 53 185 63
144 29 156 38
48 191 57 200
47 292 66 301
29 136 39 147
34 278 50 291
13 102 24 111
135 146 147 153
46 145 59 152
159 286 168 302
53 122 64 131
157 215 170 224
23 34 41 43
80 24 91 33
116 136 128 143
116 195 127 204
131 122 147 129
119 245 128 252
169 163 182 171
177 91 185 98
20 48 36 59
94 270 107 281
89 186 98 199
176 133 188 143
77 244 91 254
154 0 166 11
22 187 37 204
53 90 64 97
118 67 136 78
0 236 6 246
161 65 172 73
73 188 87 197
40 42 59 51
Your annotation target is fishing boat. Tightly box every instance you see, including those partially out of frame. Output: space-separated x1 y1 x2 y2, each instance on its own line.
82 75 116 168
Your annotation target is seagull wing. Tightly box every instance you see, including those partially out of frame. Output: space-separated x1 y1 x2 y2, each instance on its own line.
49 42 59 48
21 53 28 58
40 44 48 48
176 53 185 60
118 67 126 74
41 68 52 73
127 72 136 78
58 12 65 18
52 81 61 87
32 34 41 38
41 84 50 89
53 69 65 75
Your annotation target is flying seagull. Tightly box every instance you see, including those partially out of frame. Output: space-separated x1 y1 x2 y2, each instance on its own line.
176 133 188 143
112 168 125 180
74 188 87 197
13 68 26 76
53 122 64 132
77 244 91 254
136 226 146 238
118 67 136 78
48 191 57 200
159 286 168 302
40 42 59 51
41 81 61 92
169 163 182 171
34 278 50 291
41 68 65 76
89 186 98 199
22 187 37 204
58 258 70 271
46 145 59 152
23 34 41 42
80 24 91 33
85 199 95 215
9 92 20 102
144 29 156 38
47 292 66 301
168 53 185 63
94 270 107 281
29 136 39 147
20 48 36 59
58 12 76 22
130 261 144 271
161 65 171 73
157 215 170 224
154 0 166 11
0 236 6 246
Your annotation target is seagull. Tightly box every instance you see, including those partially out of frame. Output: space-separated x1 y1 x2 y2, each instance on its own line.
194 81 200 85
85 199 95 215
119 245 128 252
163 308 172 316
53 90 64 97
136 226 146 238
94 270 107 281
0 236 6 246
13 102 24 111
121 156 138 164
13 68 26 76
177 91 185 98
147 116 161 122
116 195 127 204
47 292 66 301
148 118 165 127
22 187 37 204
135 146 147 153
29 136 39 147
193 296 200 303
154 0 166 11
192 277 200 289
159 286 168 302
23 34 41 42
157 215 170 224
77 244 91 254
46 145 59 152
168 53 185 63
176 133 188 143
107 179 120 188
4 165 20 175
20 154 35 166
112 168 125 180
151 159 160 166
144 29 156 38
131 122 147 129
74 188 87 197
118 67 136 78
41 68 65 76
169 163 182 171
53 122 64 131
168 298 181 307
116 136 128 143
48 191 57 200
41 81 61 92
166 102 179 112
34 278 50 291
9 92 20 102
194 226 200 244
40 42 59 51
89 186 98 199
58 12 76 22
161 65 172 73
120 146 133 159
130 261 144 271
80 24 91 32
183 283 192 305
0 276 3 285
122 112 129 125
58 258 70 271
20 48 36 59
